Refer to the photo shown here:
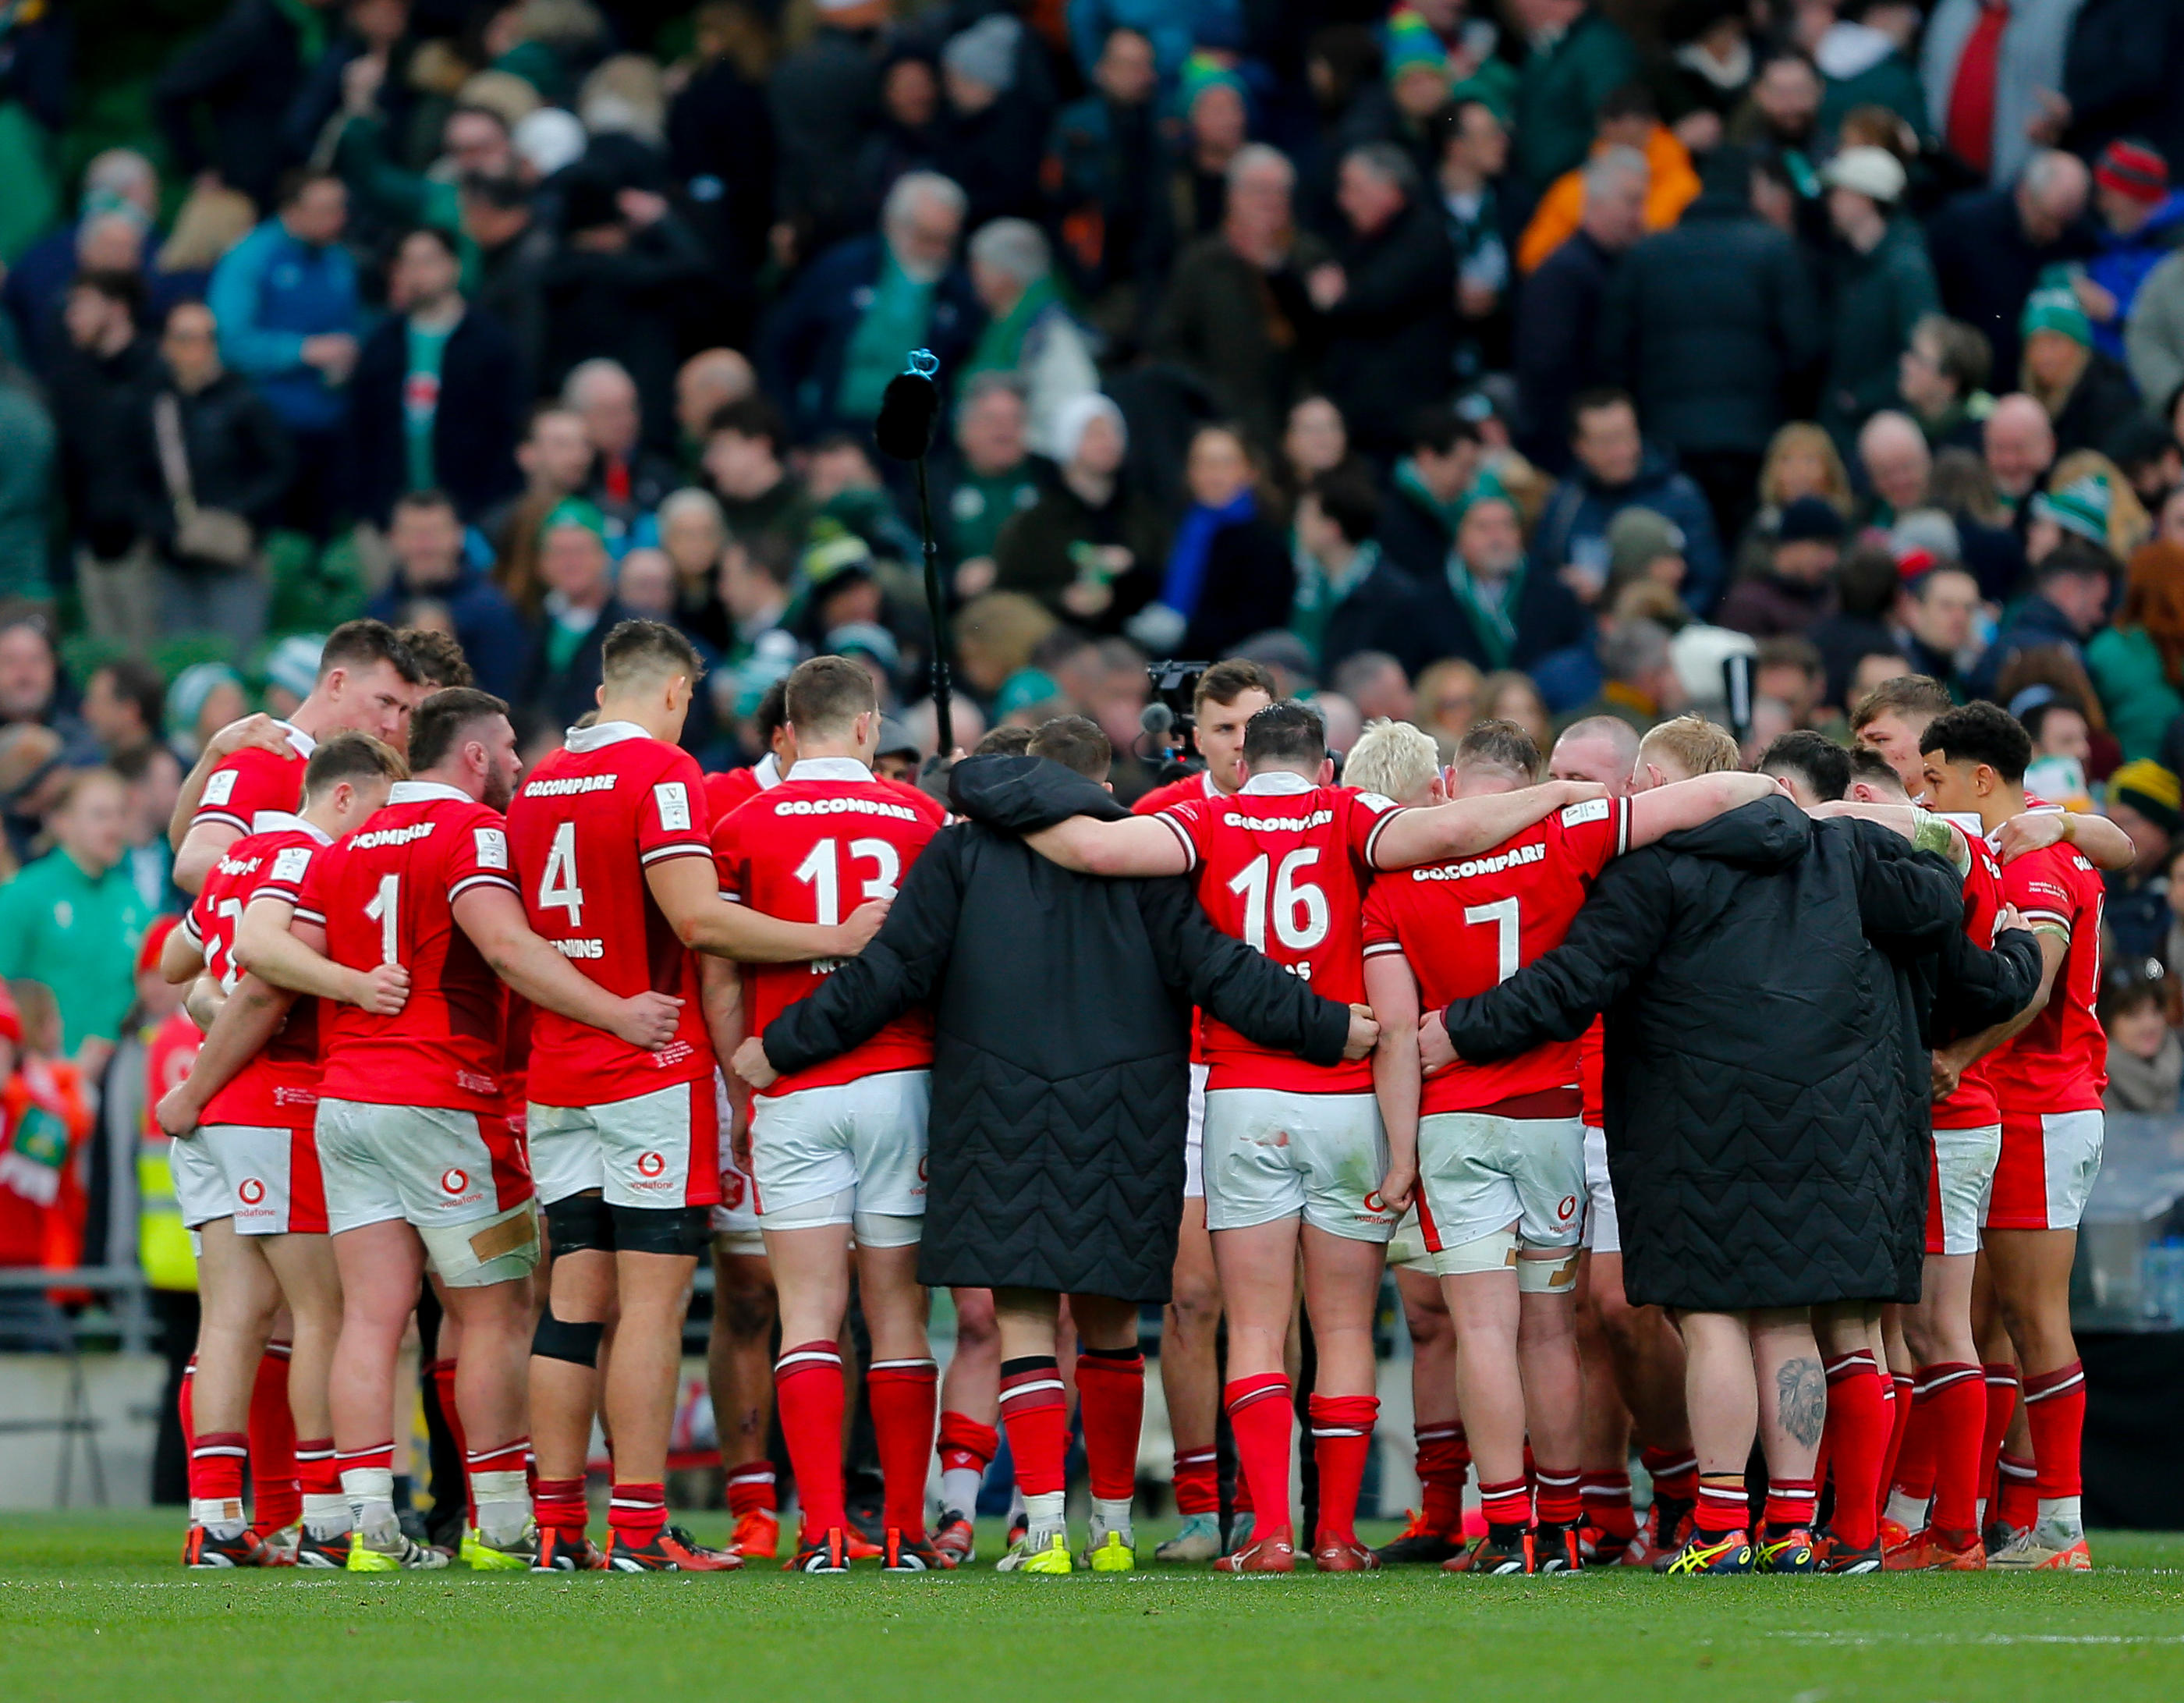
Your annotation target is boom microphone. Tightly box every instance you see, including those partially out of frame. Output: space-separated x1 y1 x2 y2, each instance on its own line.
874 367 941 463
1140 701 1175 739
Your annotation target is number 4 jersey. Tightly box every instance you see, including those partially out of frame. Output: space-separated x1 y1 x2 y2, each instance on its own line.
1362 797 1632 1114
711 756 944 1097
298 781 520 1115
1157 772 1409 1094
506 722 718 1107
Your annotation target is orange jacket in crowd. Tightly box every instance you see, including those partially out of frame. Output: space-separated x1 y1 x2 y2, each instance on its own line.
1517 124 1700 275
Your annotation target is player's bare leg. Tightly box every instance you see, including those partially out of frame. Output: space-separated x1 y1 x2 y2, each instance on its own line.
1749 1307 1824 1568
1670 1307 1819 1571
709 1246 780 1557
260 1232 347 1558
1812 1300 1888 1565
183 1218 282 1566
1516 1247 1584 1566
438 1265 534 1559
1209 1215 1303 1571
530 1238 608 1562
991 1288 1140 1574
1591 1247 1696 1556
1293 1225 1385 1570
328 1219 443 1566
1156 1199 1226 1561
934 1286 998 1561
1984 1227 2090 1566
1377 1265 1467 1564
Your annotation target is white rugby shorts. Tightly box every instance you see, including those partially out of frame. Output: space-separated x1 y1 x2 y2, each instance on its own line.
749 1069 929 1229
708 1072 765 1253
1201 1087 1395 1243
1928 1122 2001 1256
1415 1109 1585 1261
1183 1062 1209 1201
1580 1123 1618 1255
314 1098 537 1286
529 1076 714 1210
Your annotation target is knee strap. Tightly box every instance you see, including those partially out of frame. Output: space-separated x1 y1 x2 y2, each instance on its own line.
1431 1226 1519 1277
1517 1244 1581 1293
544 1192 612 1259
532 1306 604 1368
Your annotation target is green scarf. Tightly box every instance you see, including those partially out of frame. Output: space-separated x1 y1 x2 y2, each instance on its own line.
273 0 329 66
964 275 1059 384
1394 457 1469 541
1289 539 1380 662
1446 554 1527 671
838 249 936 424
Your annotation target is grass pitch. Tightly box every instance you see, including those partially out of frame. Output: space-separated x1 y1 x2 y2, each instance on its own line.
6 1513 2184 1702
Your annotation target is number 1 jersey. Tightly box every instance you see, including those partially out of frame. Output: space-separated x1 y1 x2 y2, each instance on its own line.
507 722 716 1107
711 757 944 1097
1157 773 1407 1094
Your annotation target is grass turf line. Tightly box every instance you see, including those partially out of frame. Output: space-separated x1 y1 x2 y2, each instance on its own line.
6 1513 2184 1701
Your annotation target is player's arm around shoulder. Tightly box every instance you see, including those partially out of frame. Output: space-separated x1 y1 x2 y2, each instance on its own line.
1625 770 1779 851
1370 778 1604 869
1025 810 1192 877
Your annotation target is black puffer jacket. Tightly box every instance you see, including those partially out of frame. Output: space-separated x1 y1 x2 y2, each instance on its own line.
1443 800 1967 1311
762 756 1351 1301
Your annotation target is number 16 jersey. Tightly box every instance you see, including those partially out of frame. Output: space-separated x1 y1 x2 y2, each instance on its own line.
711 756 944 1097
1157 772 1407 1095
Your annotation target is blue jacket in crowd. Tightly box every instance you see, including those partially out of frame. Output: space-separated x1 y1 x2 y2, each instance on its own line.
1530 445 1727 616
207 218 360 437
2086 193 2184 360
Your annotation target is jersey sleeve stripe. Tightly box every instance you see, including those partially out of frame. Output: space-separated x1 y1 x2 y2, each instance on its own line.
192 808 250 833
1156 811 1197 870
290 906 326 926
2021 909 2072 932
245 887 301 912
181 914 203 946
639 842 713 866
449 873 523 902
1615 797 1631 857
1362 939 1406 957
1363 804 1409 867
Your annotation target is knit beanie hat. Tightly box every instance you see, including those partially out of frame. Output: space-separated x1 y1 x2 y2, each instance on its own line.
2111 758 2182 835
2030 473 2112 545
2094 138 2168 206
1606 507 1684 583
1177 51 1248 119
2020 283 2092 349
941 13 1020 95
1384 9 1448 83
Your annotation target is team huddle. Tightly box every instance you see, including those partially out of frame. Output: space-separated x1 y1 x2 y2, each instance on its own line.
151 621 2106 1577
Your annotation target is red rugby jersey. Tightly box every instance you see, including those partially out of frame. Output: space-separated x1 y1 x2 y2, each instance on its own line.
712 757 942 1097
299 782 519 1114
1934 818 2007 1130
1989 838 2108 1116
185 814 328 1129
1363 797 1630 1116
190 726 313 836
1158 774 1406 1094
508 722 715 1107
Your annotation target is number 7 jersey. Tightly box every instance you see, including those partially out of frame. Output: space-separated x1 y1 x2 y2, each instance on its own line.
1157 772 1409 1094
711 755 945 1096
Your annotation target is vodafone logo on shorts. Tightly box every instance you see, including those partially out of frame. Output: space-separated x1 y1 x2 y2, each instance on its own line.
1363 1190 1387 1215
630 1150 674 1193
1558 1195 1578 1222
441 1168 470 1196
638 1151 666 1177
238 1178 266 1205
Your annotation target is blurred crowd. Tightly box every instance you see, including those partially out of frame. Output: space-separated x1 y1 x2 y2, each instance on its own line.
9 0 2184 1289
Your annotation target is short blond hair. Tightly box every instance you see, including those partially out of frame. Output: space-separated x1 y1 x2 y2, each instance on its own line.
1344 717 1439 801
1637 713 1739 779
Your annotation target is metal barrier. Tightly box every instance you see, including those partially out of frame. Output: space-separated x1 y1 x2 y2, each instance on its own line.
0 1267 158 1507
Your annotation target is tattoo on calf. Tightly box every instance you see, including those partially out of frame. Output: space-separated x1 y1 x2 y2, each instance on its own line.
1776 1357 1826 1448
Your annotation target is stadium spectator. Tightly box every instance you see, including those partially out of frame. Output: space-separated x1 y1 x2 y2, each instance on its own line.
1043 26 1164 325
2074 140 2182 361
1859 410 1934 523
1820 146 1940 443
1720 495 1848 637
1814 0 1930 138
2061 0 2184 170
2086 540 2184 760
1920 0 2079 185
763 171 978 442
0 768 151 1078
1894 561 1984 693
1975 537 2118 695
1163 55 1251 245
1533 388 1726 616
135 300 293 655
1134 424 1290 660
1518 82 1698 275
50 271 161 652
1292 467 1429 676
80 662 168 768
1983 390 2059 517
2017 284 2141 458
1434 98 1515 385
931 14 1046 230
700 396 814 561
769 0 891 260
1512 0 1642 194
0 353 56 603
5 150 161 369
961 221 1097 463
459 174 552 394
517 498 626 731
934 376 1044 593
1413 489 1589 674
992 394 1161 632
1515 147 1647 469
207 170 360 536
153 0 330 210
673 347 757 466
1598 143 1820 543
2101 974 2182 1112
1928 149 2095 385
1150 144 1331 459
1899 314 1998 451
1729 47 1824 158
349 228 523 527
1310 144 1455 464
363 490 530 701
1379 406 1482 578
564 357 679 526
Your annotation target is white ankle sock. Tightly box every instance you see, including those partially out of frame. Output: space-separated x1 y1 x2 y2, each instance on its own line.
303 1492 350 1537
2036 1495 2083 1538
472 1470 530 1543
940 1466 981 1517
1023 1490 1065 1533
1883 1489 1927 1531
1092 1496 1133 1531
342 1466 395 1536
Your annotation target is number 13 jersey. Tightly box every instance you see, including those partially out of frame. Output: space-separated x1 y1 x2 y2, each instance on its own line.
711 756 945 1097
507 722 718 1108
1158 772 1407 1094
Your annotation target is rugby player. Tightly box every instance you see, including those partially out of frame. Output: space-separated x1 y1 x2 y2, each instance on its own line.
1378 718 1773 1572
1021 700 1608 1571
156 734 410 1566
1130 660 1277 1559
709 656 951 1574
1921 704 2105 1570
236 687 683 1570
169 622 424 894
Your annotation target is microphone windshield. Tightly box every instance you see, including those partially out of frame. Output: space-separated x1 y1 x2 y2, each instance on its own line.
874 370 941 462
1140 702 1175 736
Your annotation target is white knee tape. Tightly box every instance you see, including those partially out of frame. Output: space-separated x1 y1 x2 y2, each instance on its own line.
851 1211 923 1249
1516 1244 1581 1293
1433 1227 1519 1276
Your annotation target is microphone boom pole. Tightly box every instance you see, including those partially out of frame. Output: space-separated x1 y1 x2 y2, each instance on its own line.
874 349 952 760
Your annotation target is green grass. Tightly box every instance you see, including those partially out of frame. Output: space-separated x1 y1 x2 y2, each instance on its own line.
7 1513 2184 1701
